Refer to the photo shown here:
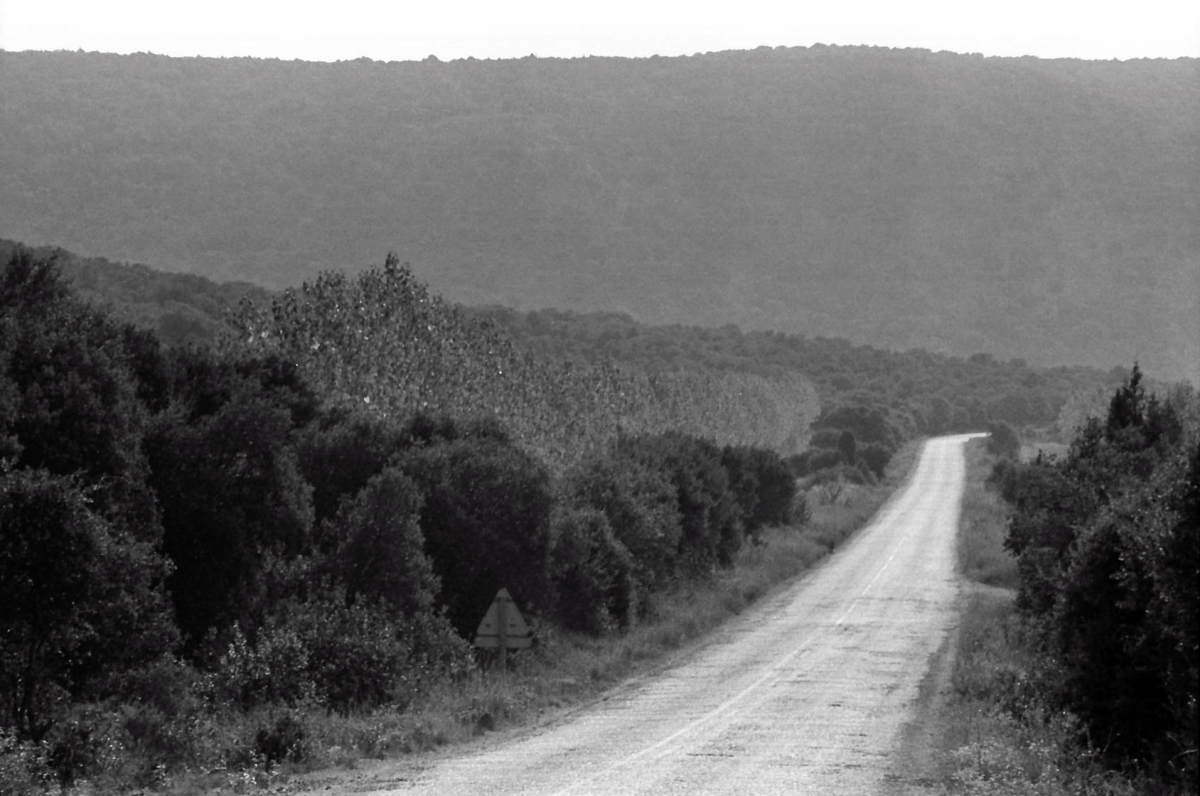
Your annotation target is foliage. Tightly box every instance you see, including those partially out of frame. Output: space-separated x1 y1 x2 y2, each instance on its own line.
3 43 1197 381
720 445 796 537
230 257 821 469
1000 366 1198 789
550 508 638 634
986 421 1021 459
395 432 556 636
0 468 176 742
323 468 439 619
561 452 683 591
615 433 744 573
208 592 470 714
294 406 410 530
144 382 314 648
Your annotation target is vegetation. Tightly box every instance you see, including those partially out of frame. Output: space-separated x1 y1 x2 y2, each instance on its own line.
0 245 827 792
930 372 1199 795
228 255 820 470
1 49 1195 381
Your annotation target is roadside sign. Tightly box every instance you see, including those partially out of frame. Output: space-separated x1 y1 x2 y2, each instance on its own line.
474 588 531 669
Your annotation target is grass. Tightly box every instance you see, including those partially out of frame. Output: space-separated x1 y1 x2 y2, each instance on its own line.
956 442 1019 589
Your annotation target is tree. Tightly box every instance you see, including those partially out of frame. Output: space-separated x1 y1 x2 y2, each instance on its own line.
0 469 176 740
615 432 743 571
396 435 555 637
326 467 440 619
550 508 637 634
562 452 682 591
985 421 1020 460
837 430 857 466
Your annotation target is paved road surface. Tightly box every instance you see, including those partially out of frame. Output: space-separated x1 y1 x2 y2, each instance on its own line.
351 434 978 795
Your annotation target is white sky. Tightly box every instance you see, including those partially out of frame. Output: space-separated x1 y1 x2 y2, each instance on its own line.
1 0 1197 62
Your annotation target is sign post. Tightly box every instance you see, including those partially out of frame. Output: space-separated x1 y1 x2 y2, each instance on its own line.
473 588 531 670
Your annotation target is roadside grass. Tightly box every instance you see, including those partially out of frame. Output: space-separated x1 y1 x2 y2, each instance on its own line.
925 439 1150 796
238 441 924 790
957 442 1019 589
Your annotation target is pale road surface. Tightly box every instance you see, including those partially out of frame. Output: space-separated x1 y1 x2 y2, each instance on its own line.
355 434 979 795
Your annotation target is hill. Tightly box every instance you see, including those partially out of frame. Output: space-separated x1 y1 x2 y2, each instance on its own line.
1 47 1196 380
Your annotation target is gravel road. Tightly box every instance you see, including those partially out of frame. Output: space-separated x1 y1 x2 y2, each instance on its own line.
349 434 978 795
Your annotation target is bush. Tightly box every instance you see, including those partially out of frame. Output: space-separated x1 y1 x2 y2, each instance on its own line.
561 453 682 590
1003 369 1199 785
721 446 796 536
0 468 177 741
857 443 892 479
0 727 51 795
325 467 439 618
253 713 307 766
395 434 555 637
209 592 470 714
550 508 637 634
986 421 1020 459
294 407 408 529
614 432 743 572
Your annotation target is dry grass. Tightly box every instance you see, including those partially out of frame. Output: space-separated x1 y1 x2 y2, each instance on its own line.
956 441 1019 589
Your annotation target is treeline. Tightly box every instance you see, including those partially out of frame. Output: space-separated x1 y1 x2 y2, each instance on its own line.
0 247 803 789
15 240 1123 488
989 366 1198 791
0 239 271 350
229 256 820 469
474 305 1121 485
476 305 1119 435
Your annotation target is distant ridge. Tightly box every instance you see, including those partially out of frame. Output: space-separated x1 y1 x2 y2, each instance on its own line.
1 48 1196 381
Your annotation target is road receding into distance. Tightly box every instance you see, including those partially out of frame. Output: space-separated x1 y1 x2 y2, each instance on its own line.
349 434 981 795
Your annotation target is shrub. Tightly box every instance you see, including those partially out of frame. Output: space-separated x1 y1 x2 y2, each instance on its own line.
721 446 796 536
253 713 307 766
0 727 51 795
294 407 408 529
325 467 439 619
615 432 743 572
395 434 555 637
551 508 637 634
209 588 470 714
561 453 682 591
985 421 1020 459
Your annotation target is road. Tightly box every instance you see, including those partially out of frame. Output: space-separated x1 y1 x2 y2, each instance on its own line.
350 435 978 795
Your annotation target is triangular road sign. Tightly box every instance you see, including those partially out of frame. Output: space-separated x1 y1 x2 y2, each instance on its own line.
474 588 531 649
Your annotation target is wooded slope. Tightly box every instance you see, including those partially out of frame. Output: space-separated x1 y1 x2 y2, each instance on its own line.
1 47 1196 379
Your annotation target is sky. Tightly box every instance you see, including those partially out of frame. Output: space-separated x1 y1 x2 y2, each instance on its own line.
1 0 1197 62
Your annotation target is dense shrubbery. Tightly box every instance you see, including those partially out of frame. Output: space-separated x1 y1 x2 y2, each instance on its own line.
0 247 809 789
998 366 1198 792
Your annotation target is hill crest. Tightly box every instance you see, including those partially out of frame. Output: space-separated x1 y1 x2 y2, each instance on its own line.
1 47 1196 380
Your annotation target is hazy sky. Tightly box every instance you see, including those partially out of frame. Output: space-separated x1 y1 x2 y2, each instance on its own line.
1 0 1197 62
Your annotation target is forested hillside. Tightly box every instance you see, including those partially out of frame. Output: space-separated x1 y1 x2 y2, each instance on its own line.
1 48 1196 380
